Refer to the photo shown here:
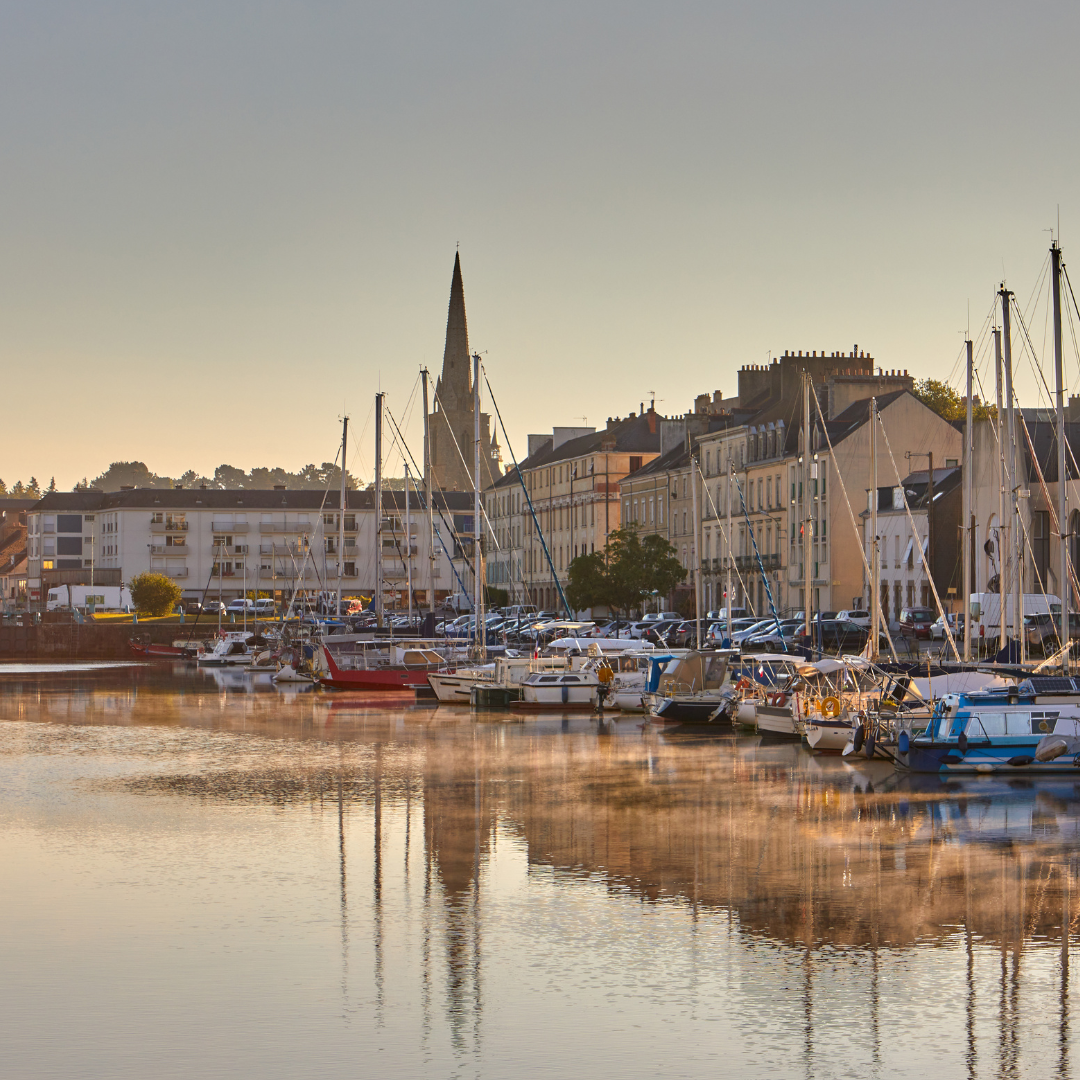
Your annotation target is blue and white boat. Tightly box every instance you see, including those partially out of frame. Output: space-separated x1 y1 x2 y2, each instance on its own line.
897 676 1080 774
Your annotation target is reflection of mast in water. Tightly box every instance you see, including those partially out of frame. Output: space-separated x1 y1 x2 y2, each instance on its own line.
1059 863 1071 1080
423 740 493 1056
372 742 384 1027
338 769 349 1006
965 851 976 1080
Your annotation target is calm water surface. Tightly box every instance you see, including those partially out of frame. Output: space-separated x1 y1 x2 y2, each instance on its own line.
1 663 1078 1079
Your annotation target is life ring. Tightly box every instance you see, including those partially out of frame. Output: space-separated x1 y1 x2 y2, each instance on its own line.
820 696 842 718
735 677 752 692
768 692 788 708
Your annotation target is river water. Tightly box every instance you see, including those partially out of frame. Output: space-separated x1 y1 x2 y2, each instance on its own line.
1 663 1077 1079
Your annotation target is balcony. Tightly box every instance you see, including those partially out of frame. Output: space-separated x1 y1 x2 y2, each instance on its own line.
169 568 189 579
259 520 312 534
735 553 781 571
150 544 187 556
212 521 249 533
150 521 189 533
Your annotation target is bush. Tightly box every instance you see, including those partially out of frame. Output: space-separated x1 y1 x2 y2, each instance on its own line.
129 573 183 616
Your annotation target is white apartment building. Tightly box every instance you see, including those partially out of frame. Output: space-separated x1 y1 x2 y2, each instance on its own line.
26 487 473 608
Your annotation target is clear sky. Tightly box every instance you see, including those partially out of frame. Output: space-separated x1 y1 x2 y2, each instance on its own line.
3 1 1079 490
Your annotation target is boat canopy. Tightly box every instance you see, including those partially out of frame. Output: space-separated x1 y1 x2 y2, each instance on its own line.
669 651 729 692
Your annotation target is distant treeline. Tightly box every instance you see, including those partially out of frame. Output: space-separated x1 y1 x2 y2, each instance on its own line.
69 461 361 492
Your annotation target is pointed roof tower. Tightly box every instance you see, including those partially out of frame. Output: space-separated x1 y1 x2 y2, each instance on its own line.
436 251 472 412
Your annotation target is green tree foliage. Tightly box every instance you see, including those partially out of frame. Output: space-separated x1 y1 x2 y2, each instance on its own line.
129 572 183 616
26 477 40 497
567 528 686 617
88 461 358 491
91 461 173 490
914 378 997 422
10 481 24 497
485 586 509 609
46 477 56 492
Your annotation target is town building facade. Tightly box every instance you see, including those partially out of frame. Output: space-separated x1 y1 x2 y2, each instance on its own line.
25 488 474 610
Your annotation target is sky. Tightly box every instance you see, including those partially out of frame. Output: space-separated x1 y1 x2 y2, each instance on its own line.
3 0 1080 490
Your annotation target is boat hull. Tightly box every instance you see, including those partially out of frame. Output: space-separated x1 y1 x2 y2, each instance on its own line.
756 704 800 738
901 738 1080 774
805 718 854 753
652 695 729 723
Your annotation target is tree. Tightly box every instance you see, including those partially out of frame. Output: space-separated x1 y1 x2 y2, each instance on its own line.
26 477 40 497
11 481 24 497
129 573 183 616
567 527 685 617
46 477 56 492
566 550 610 613
91 461 172 490
0 479 6 496
914 378 997 421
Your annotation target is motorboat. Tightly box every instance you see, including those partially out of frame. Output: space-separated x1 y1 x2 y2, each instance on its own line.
728 654 803 729
129 636 204 660
197 632 263 667
897 675 1080 774
511 668 601 709
650 651 737 723
320 641 446 691
428 655 569 704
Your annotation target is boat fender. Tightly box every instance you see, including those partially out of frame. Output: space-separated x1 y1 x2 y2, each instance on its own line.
957 732 968 754
561 684 568 704
820 696 841 719
898 731 910 755
1006 756 1035 767
863 731 876 759
1035 736 1069 762
852 725 865 753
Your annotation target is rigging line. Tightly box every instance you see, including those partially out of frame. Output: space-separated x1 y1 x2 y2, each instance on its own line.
1060 265 1080 393
1020 250 1053 325
1063 265 1080 396
282 441 343 622
1012 296 1057 408
382 405 474 600
1019 414 1080 625
482 371 572 619
728 468 784 637
875 410 961 661
809 382 899 662
348 398 376 486
698 473 763 617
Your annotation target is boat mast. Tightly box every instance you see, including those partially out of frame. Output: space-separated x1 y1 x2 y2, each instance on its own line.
1052 239 1069 670
994 327 1006 660
422 367 435 614
963 341 973 661
405 461 413 628
870 396 879 660
726 460 733 637
691 452 702 647
1001 286 1021 656
473 353 485 659
375 391 384 629
803 371 813 641
337 415 347 617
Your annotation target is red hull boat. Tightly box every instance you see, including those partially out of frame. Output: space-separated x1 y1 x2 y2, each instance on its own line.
318 645 443 691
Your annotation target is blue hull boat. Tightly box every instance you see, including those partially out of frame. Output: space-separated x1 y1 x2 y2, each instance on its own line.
897 676 1080 774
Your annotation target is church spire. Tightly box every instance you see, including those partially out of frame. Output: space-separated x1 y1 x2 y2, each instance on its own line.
438 251 471 410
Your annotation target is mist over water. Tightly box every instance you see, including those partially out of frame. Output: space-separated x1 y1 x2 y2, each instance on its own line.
1 664 1077 1079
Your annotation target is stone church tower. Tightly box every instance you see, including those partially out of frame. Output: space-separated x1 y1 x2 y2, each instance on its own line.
428 253 500 492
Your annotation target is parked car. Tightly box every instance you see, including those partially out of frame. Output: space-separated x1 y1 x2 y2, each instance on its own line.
745 619 803 652
795 619 869 653
255 598 276 615
203 600 227 615
1025 612 1080 654
182 600 203 615
836 609 870 624
930 612 965 641
226 598 256 614
898 607 935 640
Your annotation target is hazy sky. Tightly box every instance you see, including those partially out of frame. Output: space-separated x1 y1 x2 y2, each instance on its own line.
3 1 1079 489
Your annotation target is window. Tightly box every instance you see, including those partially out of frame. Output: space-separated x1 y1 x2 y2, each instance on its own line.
57 514 82 533
658 496 664 525
629 456 643 472
766 477 772 509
